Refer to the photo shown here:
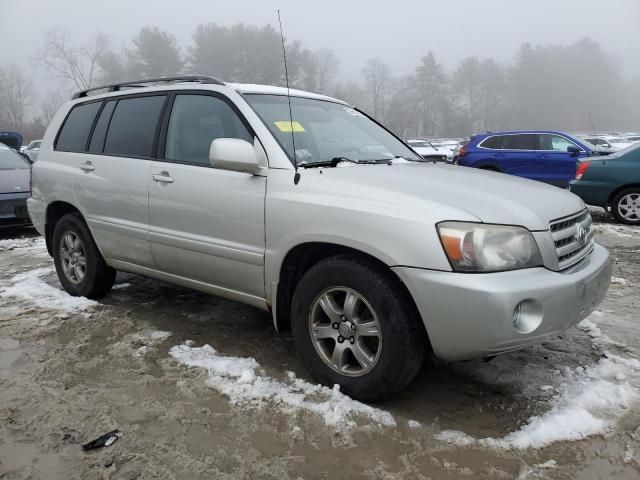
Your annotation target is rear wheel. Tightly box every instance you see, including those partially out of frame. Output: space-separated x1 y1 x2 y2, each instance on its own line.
52 213 116 299
611 188 640 225
291 256 427 401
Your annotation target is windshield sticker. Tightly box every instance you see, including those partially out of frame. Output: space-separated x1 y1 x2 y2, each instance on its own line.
343 107 364 117
274 121 306 133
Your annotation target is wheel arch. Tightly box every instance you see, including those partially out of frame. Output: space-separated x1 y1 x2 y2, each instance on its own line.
273 242 430 349
607 183 640 207
44 201 83 256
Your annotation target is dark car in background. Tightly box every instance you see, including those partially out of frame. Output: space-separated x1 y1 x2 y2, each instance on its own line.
569 143 640 225
0 131 33 163
457 130 593 187
0 143 31 227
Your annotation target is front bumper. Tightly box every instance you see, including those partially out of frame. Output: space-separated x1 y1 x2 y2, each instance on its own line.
393 243 611 361
0 192 30 226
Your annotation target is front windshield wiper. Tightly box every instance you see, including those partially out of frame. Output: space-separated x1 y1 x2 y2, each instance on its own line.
300 157 394 168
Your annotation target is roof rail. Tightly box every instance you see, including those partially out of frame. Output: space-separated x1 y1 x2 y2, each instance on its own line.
71 75 225 99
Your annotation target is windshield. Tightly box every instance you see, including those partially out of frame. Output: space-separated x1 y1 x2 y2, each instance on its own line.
243 94 420 165
0 147 29 170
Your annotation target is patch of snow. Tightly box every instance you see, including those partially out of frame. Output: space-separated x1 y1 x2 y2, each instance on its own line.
436 351 639 449
0 267 97 313
169 343 396 430
516 460 557 480
539 385 553 392
0 237 46 252
611 276 627 286
408 420 421 429
112 282 132 290
111 329 172 357
594 223 638 239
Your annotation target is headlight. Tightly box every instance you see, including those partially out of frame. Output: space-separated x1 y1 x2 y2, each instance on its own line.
437 222 543 272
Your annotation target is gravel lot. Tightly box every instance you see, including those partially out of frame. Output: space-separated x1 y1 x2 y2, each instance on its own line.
1 212 639 479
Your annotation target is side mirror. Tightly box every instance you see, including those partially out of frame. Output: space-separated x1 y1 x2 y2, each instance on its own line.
567 145 581 157
209 138 266 175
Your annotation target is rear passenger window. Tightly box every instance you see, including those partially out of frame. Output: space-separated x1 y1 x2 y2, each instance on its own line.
165 94 253 165
88 101 116 153
501 134 536 150
104 96 166 158
56 102 102 152
480 136 502 149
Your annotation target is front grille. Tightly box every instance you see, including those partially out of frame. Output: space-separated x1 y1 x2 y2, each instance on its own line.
549 209 595 270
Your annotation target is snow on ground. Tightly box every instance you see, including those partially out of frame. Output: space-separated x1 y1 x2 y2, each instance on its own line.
593 223 638 239
611 276 628 286
0 267 98 313
110 329 172 356
435 314 639 450
0 237 46 253
169 342 396 430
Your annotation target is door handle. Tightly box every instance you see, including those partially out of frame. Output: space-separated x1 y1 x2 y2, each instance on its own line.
80 161 95 172
152 173 174 184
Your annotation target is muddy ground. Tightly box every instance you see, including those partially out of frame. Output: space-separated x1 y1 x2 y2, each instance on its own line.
0 211 639 480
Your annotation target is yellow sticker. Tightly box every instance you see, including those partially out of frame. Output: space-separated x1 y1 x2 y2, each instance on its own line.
274 120 305 132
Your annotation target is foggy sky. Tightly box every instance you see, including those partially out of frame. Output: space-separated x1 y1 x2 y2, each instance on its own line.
2 0 640 87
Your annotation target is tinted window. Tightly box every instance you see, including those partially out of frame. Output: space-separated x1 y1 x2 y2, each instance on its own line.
165 95 252 165
538 134 576 151
88 101 116 153
104 96 166 158
501 134 536 150
480 136 502 149
56 102 102 152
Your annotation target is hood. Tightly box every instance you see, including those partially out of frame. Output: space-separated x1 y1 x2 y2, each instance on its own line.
0 168 30 194
311 163 584 231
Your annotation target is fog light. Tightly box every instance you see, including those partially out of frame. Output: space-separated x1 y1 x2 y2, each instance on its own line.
512 299 543 334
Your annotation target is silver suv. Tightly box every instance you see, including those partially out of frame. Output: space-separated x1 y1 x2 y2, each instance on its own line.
28 76 611 400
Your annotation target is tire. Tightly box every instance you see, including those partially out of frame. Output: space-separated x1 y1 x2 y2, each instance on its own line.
611 188 640 225
52 213 116 299
479 165 499 172
291 255 427 401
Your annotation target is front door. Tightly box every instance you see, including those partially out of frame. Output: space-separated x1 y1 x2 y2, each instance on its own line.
536 133 583 187
148 93 267 300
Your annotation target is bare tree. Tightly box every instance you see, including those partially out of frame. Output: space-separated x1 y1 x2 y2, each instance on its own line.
40 86 70 124
314 48 339 93
362 58 392 120
0 65 33 131
37 29 111 90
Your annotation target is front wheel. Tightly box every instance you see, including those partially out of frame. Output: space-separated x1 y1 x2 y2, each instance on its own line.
611 188 640 225
291 256 427 401
52 213 116 299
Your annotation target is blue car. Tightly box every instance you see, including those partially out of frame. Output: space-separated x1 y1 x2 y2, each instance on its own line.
457 130 593 187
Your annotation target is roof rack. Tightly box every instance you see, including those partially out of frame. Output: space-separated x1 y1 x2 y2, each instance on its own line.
71 75 225 99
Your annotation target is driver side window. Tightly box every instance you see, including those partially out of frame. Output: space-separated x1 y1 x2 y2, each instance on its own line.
165 94 253 166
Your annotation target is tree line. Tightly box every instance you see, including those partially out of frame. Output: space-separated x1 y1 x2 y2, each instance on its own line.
1 23 638 141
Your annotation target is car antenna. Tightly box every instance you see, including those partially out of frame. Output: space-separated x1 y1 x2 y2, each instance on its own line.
588 112 597 137
277 10 300 185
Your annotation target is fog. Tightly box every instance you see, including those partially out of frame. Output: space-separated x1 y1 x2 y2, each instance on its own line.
1 0 640 139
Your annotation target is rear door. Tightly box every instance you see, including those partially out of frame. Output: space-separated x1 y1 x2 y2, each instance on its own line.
148 92 267 301
490 134 539 179
536 133 583 187
67 94 167 267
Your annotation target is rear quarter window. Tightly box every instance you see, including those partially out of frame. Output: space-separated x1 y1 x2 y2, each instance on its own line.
480 136 502 149
55 101 103 152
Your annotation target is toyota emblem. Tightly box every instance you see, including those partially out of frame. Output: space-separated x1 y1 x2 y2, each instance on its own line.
576 225 588 246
